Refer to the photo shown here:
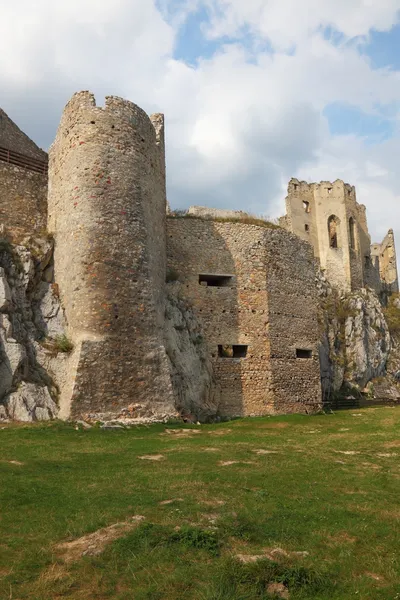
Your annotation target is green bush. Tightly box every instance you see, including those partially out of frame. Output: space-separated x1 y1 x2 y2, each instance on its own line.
54 334 74 353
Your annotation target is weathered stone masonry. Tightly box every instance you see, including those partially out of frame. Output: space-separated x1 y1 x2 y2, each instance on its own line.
48 92 176 420
0 91 397 422
167 218 321 415
282 178 398 294
0 108 47 240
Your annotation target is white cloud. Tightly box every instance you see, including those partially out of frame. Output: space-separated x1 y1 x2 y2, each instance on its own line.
0 0 400 246
203 0 400 49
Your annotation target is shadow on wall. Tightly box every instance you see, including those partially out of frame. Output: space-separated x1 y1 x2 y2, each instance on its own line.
166 217 247 416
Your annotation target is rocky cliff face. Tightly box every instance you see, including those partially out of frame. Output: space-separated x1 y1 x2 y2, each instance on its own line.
318 270 392 401
165 282 219 421
0 233 66 421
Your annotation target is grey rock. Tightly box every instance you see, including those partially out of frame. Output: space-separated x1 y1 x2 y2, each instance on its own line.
4 382 58 422
0 268 11 312
165 282 219 421
0 404 8 420
76 420 92 429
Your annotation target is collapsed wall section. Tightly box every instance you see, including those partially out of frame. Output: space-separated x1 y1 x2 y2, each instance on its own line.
48 91 175 420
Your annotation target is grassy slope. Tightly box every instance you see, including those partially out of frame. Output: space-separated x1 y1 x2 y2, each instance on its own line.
1 408 400 599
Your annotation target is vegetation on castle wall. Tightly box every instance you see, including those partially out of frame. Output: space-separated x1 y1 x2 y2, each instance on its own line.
168 210 281 230
383 293 400 338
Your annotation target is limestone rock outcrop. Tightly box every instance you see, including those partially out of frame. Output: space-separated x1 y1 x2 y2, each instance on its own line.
4 382 58 421
0 234 65 421
318 269 391 398
165 282 219 421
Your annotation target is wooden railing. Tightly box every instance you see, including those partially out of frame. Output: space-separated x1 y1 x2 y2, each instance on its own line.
0 145 48 174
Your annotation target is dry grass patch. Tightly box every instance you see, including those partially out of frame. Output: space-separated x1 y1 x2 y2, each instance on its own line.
138 454 165 461
55 516 145 563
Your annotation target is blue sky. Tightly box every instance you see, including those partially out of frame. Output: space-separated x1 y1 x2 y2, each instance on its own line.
1 0 400 244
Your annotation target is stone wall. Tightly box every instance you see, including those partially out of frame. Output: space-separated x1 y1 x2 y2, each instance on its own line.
370 230 399 294
264 229 322 413
167 217 321 415
0 163 47 241
48 91 176 421
283 178 376 293
0 109 47 161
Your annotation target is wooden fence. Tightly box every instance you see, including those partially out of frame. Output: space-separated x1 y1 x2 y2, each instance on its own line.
0 145 48 174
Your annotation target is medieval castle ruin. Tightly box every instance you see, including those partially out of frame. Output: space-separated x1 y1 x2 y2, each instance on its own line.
0 92 398 422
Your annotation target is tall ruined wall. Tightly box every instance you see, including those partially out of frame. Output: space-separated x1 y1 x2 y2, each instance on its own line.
284 179 372 292
370 230 399 294
264 229 322 413
48 91 175 420
167 217 321 416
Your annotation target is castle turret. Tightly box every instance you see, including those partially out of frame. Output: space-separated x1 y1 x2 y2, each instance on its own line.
48 92 175 419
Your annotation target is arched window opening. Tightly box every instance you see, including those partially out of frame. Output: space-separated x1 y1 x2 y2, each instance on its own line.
349 217 356 250
328 215 340 249
303 200 310 213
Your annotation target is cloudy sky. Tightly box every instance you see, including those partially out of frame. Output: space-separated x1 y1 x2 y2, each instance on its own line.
1 0 400 245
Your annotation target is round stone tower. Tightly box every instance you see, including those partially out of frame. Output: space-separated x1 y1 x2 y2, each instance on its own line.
48 91 175 419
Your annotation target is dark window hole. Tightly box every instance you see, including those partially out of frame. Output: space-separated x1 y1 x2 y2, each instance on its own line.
199 274 234 287
218 345 248 359
296 348 312 359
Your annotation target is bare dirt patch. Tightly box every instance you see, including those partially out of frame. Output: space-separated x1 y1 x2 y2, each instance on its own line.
364 572 386 584
236 547 309 564
55 516 145 563
334 450 359 455
208 429 232 436
200 499 226 507
2 460 24 466
219 460 255 467
384 440 400 448
201 447 220 452
266 582 289 599
376 452 398 458
252 449 279 455
138 454 164 461
325 532 357 545
258 422 289 430
159 498 184 506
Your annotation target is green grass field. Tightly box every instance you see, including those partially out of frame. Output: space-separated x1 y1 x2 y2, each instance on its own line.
1 407 400 599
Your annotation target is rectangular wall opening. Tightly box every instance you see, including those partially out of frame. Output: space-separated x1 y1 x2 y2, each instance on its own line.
199 274 234 287
296 348 312 359
218 345 248 358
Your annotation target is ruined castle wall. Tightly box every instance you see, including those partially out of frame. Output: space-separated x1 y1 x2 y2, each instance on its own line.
0 163 47 241
167 218 321 415
265 230 321 413
344 185 367 291
284 179 375 293
284 180 318 255
48 92 175 420
167 218 273 417
312 180 352 291
373 230 399 293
